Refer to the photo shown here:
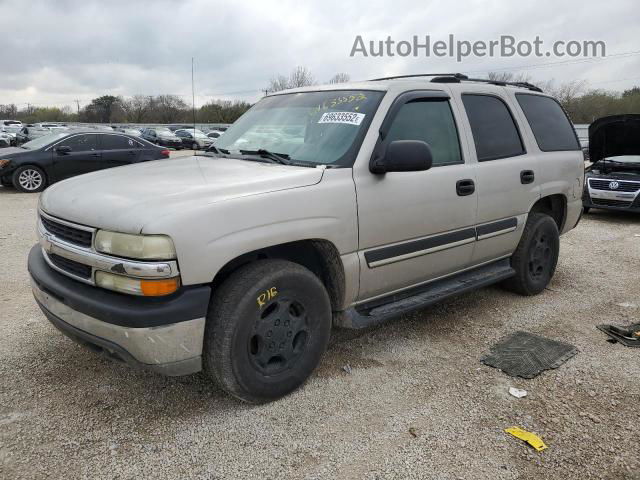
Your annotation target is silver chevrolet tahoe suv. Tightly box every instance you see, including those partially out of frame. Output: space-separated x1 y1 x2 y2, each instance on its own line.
28 74 584 403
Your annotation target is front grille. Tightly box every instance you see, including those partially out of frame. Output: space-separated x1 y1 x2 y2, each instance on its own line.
592 198 633 208
41 216 92 248
48 253 92 279
589 179 640 193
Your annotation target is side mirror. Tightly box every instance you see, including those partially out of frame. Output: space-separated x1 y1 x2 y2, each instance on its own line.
370 140 433 174
56 145 72 154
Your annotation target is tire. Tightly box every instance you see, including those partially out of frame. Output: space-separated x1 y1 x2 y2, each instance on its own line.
204 259 332 403
502 213 559 296
583 206 590 214
191 142 199 150
12 165 46 193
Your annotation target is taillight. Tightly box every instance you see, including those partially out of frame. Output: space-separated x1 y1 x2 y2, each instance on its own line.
160 149 170 158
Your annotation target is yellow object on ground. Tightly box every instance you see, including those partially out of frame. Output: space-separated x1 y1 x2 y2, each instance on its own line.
505 427 548 451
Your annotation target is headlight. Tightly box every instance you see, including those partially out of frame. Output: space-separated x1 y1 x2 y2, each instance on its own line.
96 271 180 296
94 231 176 260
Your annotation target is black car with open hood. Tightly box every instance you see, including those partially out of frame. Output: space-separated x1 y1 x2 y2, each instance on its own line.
583 114 640 213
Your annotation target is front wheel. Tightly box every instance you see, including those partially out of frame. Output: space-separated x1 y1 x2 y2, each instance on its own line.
583 206 590 214
502 213 559 296
204 259 332 403
12 165 47 193
191 142 199 150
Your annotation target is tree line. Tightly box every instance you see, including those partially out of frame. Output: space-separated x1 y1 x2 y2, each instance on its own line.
0 95 252 125
1 67 637 126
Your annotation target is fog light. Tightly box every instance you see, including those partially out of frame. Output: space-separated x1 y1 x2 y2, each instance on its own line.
95 271 180 296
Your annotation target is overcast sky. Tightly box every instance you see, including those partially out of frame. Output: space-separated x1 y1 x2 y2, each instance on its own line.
0 0 637 109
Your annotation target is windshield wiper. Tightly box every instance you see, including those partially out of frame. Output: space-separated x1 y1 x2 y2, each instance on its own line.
239 149 292 166
206 145 229 155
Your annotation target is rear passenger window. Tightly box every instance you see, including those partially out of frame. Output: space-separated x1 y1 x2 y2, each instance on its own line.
101 135 136 150
386 100 462 166
462 94 525 161
516 94 580 151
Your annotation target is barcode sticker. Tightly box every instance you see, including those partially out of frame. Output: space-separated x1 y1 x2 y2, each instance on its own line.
318 111 365 126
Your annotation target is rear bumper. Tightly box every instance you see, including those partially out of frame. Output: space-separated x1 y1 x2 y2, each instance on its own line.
158 138 182 147
29 245 211 376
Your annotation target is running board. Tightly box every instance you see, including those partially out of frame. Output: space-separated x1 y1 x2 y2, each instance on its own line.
336 259 515 329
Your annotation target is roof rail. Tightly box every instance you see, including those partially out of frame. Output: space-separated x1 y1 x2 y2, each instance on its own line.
461 76 544 93
369 72 543 92
369 73 467 81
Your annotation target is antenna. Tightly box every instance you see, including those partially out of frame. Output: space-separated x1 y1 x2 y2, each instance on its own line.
191 57 196 136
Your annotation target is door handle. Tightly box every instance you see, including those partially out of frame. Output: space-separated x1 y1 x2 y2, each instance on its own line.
91 153 100 157
128 150 136 155
520 170 535 184
456 179 475 196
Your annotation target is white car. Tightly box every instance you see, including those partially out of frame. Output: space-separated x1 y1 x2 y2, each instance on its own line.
175 128 214 150
206 130 224 140
0 131 11 147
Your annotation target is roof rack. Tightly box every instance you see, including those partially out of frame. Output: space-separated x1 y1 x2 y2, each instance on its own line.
369 73 543 93
369 73 466 81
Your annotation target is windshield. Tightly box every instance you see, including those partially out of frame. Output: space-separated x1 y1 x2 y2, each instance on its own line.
156 128 173 135
215 90 384 166
21 132 68 150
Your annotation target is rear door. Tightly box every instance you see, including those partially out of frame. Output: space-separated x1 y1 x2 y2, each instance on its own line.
452 88 540 265
52 133 100 180
98 134 141 169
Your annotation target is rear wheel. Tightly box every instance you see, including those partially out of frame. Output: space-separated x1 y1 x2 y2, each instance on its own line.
12 165 46 193
204 259 332 403
502 213 559 296
191 142 199 150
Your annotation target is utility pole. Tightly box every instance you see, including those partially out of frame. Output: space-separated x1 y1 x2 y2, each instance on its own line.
74 99 80 115
192 57 196 132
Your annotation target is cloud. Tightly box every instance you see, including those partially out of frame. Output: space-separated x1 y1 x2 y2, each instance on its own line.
0 0 637 108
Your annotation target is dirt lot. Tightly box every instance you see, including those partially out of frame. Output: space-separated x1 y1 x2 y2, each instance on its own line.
1 184 639 480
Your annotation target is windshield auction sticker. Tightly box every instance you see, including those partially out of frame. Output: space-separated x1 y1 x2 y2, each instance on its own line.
318 112 365 126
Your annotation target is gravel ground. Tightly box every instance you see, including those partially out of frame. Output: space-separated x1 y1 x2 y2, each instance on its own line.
1 186 639 480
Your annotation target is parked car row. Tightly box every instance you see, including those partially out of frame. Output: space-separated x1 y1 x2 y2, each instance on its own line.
0 120 228 149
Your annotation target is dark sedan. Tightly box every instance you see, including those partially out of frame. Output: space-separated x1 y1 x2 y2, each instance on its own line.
140 127 183 149
0 131 170 192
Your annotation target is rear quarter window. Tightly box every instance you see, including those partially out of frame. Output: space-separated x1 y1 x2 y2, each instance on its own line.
516 94 580 151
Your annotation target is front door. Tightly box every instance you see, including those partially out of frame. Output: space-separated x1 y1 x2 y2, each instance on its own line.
52 133 100 180
353 90 478 301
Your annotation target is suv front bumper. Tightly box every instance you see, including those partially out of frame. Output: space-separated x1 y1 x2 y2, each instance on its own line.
28 245 211 376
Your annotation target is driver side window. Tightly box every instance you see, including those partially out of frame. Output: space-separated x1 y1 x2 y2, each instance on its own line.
58 134 97 151
385 100 463 167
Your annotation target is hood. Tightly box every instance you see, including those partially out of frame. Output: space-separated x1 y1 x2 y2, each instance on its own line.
0 147 30 157
589 114 640 162
40 156 325 233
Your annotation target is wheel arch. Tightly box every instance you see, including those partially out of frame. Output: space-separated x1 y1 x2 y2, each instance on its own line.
210 239 346 312
529 194 567 232
12 163 49 188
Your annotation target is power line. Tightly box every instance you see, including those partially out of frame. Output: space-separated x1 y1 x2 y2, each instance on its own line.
464 50 640 75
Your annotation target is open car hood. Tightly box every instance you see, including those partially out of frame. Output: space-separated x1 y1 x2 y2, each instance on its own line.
589 114 640 162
